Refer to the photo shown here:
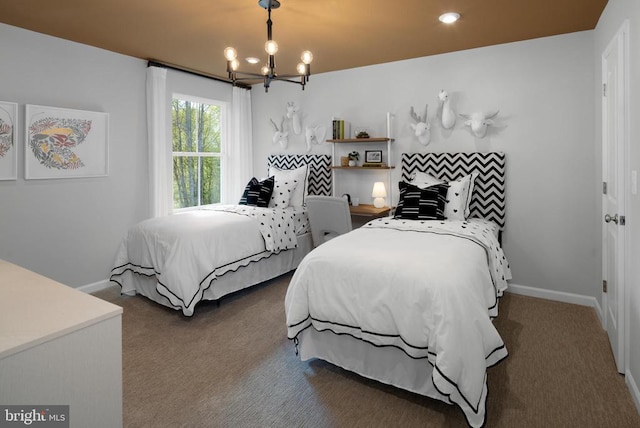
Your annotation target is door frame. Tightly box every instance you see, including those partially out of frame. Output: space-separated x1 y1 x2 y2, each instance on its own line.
601 19 630 374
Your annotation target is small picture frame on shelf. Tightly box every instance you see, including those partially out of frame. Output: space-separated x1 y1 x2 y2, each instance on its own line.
365 150 382 163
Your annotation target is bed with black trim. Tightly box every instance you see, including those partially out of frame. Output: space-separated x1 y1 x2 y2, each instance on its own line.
285 152 510 427
110 154 331 316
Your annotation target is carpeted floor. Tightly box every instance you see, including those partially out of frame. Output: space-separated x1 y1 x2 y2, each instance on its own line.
93 273 640 427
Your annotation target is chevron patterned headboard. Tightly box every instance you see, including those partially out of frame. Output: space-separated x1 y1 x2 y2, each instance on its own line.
266 154 332 196
401 152 506 228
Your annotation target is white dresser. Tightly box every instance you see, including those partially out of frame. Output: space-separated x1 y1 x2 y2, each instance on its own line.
0 260 123 428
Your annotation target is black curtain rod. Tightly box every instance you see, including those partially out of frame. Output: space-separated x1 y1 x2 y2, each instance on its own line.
147 60 251 90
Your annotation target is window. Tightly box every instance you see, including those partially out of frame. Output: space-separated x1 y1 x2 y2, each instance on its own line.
172 95 225 209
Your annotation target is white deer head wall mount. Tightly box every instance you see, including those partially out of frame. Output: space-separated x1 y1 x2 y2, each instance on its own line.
409 104 431 145
286 102 302 135
270 117 289 149
459 110 499 138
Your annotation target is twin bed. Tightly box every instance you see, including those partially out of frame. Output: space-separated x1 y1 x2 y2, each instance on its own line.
110 154 331 316
111 151 510 426
285 152 510 427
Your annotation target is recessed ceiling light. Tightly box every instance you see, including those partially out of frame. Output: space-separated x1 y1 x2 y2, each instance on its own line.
245 57 260 64
439 12 460 24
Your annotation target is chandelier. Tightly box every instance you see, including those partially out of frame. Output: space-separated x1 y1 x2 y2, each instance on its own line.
224 0 313 92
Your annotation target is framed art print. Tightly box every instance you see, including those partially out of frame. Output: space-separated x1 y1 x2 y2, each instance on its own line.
365 150 382 163
0 101 18 180
25 104 109 179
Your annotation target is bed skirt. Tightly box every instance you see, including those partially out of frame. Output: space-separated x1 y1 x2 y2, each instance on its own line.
296 327 448 403
120 232 313 311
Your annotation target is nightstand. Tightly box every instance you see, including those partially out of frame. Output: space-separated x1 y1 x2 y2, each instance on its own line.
349 204 390 218
349 204 391 228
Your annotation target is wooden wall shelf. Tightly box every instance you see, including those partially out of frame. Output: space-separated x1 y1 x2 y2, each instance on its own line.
326 137 393 143
327 114 396 205
331 165 395 170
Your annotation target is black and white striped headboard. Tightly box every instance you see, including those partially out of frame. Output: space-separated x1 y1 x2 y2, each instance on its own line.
401 152 506 228
266 154 332 196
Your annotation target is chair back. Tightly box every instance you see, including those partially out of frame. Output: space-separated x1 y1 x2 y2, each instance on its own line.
305 196 353 247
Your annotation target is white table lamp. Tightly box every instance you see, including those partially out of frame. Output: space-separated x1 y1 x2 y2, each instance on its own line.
372 182 387 208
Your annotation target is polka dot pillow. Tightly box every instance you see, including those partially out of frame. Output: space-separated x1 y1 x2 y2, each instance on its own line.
269 177 298 208
268 165 309 208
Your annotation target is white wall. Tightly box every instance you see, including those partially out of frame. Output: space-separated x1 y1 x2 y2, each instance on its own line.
0 24 236 290
0 24 235 289
0 24 148 288
594 0 640 410
252 31 599 302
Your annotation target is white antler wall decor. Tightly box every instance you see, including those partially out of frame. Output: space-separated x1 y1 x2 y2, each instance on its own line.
409 104 431 145
304 125 326 153
438 90 456 129
286 102 302 135
270 117 289 149
459 110 499 138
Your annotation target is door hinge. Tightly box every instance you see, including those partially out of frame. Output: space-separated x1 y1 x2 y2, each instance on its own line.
603 83 607 97
603 182 608 194
603 280 608 293
620 215 626 225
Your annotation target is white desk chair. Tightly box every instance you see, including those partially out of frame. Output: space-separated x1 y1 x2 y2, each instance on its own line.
305 196 353 247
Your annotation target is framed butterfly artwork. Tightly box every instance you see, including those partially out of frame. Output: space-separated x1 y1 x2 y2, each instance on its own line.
25 104 109 179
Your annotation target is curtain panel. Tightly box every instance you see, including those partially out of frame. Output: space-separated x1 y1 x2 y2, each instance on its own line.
146 66 171 217
224 86 253 203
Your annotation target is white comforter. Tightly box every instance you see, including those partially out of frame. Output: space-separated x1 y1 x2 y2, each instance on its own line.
285 218 511 427
111 204 305 316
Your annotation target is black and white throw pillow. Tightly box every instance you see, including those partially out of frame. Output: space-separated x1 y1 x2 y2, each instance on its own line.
394 181 449 220
239 176 275 207
410 171 475 220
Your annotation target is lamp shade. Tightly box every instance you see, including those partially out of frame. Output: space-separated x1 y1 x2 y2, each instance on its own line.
372 182 387 208
372 182 387 198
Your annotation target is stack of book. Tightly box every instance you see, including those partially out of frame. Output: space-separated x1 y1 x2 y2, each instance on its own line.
331 119 350 139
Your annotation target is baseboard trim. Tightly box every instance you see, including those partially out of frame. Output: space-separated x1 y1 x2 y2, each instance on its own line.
507 283 604 326
627 370 640 415
78 279 112 294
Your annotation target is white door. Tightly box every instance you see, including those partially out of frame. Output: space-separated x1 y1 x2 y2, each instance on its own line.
601 21 628 374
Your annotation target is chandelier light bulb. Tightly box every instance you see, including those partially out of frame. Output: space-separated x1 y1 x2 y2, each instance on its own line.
301 50 313 64
296 62 306 74
265 40 278 55
230 58 240 71
261 64 270 75
224 47 237 61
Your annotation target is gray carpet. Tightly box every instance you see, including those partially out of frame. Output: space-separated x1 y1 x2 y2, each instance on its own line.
94 273 640 427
